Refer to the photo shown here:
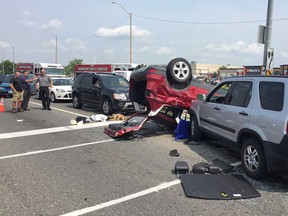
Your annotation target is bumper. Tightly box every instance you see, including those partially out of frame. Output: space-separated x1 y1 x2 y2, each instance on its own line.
264 135 288 173
113 101 135 111
0 89 13 97
55 92 72 100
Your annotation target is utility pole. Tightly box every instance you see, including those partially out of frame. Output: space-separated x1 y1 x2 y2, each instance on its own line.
12 46 15 72
112 2 132 64
2 52 4 75
262 0 274 75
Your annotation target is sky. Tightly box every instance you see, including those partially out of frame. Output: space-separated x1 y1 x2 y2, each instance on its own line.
0 0 288 67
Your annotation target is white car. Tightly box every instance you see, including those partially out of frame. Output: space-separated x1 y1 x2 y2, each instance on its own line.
50 77 73 102
36 77 73 102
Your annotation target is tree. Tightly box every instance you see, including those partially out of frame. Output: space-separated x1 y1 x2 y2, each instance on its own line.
0 60 16 75
64 59 83 76
217 65 227 76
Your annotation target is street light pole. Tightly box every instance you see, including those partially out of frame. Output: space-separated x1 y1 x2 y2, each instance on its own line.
2 52 4 75
46 31 58 64
112 1 132 64
262 0 273 75
12 46 15 72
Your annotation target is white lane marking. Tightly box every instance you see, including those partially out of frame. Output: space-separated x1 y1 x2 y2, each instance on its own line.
0 121 122 139
29 101 90 117
60 160 243 216
60 179 181 216
0 139 114 160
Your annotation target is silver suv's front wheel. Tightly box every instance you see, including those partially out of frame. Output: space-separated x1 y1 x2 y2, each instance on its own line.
241 138 267 180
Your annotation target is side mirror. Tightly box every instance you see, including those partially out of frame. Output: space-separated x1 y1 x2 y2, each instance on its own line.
196 94 206 101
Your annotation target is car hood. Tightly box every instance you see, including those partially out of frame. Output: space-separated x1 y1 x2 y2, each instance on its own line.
0 82 11 88
51 86 72 91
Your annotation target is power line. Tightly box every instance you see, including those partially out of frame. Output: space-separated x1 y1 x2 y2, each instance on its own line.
134 14 288 25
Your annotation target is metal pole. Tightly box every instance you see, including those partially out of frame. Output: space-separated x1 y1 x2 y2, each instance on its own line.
12 46 15 72
2 52 4 75
112 2 132 64
262 0 273 72
56 36 58 64
129 12 132 64
46 31 58 64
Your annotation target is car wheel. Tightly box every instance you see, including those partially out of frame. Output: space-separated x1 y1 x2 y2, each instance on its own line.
166 58 192 84
190 114 201 141
241 138 267 180
73 94 82 109
50 92 57 103
102 98 114 115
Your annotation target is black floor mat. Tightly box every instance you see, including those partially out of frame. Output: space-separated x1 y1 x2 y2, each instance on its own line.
181 174 260 200
212 158 234 173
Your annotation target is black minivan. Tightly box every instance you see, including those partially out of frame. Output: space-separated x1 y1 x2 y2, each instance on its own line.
72 73 134 115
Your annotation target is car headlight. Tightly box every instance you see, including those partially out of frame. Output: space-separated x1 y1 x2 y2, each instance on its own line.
56 89 65 93
113 93 127 100
0 87 3 90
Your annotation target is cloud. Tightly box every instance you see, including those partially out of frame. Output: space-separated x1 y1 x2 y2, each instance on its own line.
0 41 11 48
205 41 262 54
156 46 173 55
103 48 114 55
21 20 35 27
95 25 151 38
21 10 30 16
40 19 62 30
138 46 151 52
280 51 288 58
65 38 87 52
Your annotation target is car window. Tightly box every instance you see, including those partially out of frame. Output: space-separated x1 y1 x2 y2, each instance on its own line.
259 81 284 111
101 76 129 88
80 75 92 86
206 81 233 104
53 79 73 86
227 81 252 107
4 75 14 83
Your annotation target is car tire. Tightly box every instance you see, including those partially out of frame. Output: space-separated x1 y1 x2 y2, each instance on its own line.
190 114 201 141
73 94 83 109
50 92 57 103
241 138 267 180
166 58 192 84
102 98 114 115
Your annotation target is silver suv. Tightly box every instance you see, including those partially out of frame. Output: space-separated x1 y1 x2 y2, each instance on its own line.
189 76 288 180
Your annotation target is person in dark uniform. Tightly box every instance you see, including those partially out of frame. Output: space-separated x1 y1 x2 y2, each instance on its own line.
9 71 24 113
20 70 34 111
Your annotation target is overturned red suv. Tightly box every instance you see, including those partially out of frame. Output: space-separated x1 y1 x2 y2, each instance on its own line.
104 58 213 138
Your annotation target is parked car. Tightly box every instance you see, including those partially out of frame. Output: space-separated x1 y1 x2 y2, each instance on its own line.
0 75 6 85
0 74 14 97
72 73 134 115
129 57 213 115
189 76 288 180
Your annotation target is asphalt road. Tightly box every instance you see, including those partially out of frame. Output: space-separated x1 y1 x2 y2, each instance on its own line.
0 97 287 216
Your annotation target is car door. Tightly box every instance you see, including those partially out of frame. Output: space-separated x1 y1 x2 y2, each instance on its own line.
89 77 102 107
200 80 253 141
79 75 93 103
198 81 234 136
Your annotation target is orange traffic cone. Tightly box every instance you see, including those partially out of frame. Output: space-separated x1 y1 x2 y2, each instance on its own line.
0 97 5 112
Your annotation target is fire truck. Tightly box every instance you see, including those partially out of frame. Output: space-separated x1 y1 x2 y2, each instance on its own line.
74 63 139 81
16 63 65 77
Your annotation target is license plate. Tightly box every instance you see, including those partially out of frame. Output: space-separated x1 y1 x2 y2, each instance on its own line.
8 90 12 93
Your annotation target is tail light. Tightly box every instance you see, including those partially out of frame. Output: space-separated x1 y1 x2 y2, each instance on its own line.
148 68 158 73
